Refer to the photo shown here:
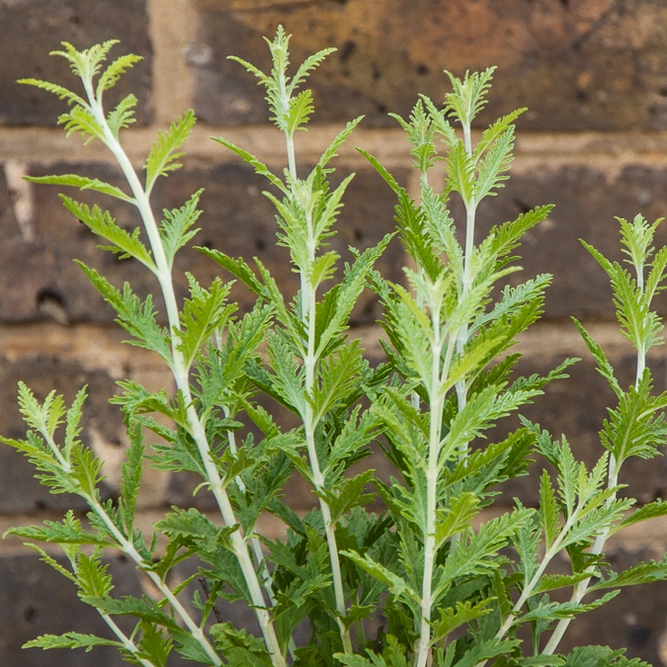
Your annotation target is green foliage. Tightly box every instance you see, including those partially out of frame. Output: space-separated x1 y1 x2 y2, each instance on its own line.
6 26 667 667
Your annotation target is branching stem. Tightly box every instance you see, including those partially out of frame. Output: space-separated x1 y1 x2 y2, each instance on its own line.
88 497 223 666
82 80 286 667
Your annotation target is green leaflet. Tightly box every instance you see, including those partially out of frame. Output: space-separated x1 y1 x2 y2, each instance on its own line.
24 174 134 203
61 197 154 267
144 109 196 194
23 632 123 652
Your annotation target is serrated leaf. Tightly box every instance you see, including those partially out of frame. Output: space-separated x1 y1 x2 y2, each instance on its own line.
572 318 622 399
107 93 138 137
145 109 196 194
474 125 515 200
531 572 592 596
159 190 203 268
76 552 114 599
6 511 107 546
155 507 234 555
600 374 667 464
96 53 143 96
286 88 315 134
17 77 87 107
137 621 172 667
310 342 363 423
211 137 286 193
322 469 376 524
431 598 494 643
316 235 392 357
58 104 106 144
539 468 561 549
615 499 667 531
332 655 375 667
62 197 154 269
446 140 476 204
177 275 233 370
341 550 416 601
444 67 496 126
434 491 481 547
76 263 172 365
318 116 364 169
83 594 178 629
588 559 667 591
436 509 532 594
118 423 144 535
17 381 66 441
473 108 526 162
24 174 134 203
563 645 651 667
209 623 273 666
23 632 122 652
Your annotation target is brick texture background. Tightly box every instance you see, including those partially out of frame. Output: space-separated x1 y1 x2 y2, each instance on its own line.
2 0 667 664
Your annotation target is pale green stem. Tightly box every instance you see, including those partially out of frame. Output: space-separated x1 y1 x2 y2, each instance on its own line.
278 69 297 178
636 260 646 385
222 406 278 606
474 505 588 667
100 612 158 667
282 122 351 653
484 513 579 664
543 255 646 656
415 302 450 667
542 457 620 656
65 551 158 667
83 83 285 666
456 119 476 461
411 168 430 412
301 224 353 654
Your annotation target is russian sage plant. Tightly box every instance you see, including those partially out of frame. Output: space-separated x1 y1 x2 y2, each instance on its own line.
5 27 667 667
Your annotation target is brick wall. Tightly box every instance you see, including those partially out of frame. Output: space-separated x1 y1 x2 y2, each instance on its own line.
2 0 667 664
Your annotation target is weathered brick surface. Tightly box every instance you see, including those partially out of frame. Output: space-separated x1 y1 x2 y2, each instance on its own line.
0 553 142 666
191 0 667 131
0 0 152 127
154 161 408 321
16 159 667 327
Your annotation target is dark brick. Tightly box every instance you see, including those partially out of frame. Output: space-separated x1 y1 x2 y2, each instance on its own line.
3 160 405 324
0 355 122 513
191 0 667 131
0 162 141 323
0 0 152 127
455 164 667 320
0 553 142 666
